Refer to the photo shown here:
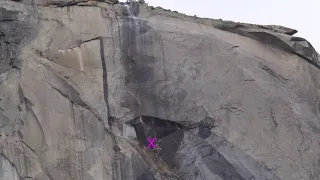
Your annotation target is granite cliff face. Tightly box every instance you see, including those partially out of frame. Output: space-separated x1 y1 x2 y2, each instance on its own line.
1 0 320 180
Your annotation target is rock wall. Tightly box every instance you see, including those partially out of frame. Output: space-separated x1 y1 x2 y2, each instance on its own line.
1 0 320 180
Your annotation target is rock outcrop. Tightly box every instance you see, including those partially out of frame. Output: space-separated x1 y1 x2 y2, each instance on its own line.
1 0 320 180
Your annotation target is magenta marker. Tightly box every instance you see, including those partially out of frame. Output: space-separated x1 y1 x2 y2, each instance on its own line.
147 137 156 149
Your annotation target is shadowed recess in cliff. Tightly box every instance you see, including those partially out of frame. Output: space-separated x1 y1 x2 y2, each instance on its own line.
128 115 244 179
128 115 283 180
127 116 184 168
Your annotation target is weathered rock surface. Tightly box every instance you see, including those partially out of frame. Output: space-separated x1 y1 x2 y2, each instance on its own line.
1 0 320 180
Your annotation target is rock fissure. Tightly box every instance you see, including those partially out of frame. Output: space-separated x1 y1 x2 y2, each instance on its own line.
46 0 119 7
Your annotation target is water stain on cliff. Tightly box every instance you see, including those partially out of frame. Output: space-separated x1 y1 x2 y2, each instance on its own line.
119 3 153 85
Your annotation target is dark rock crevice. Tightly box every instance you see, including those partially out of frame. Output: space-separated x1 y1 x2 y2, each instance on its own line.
99 37 121 180
98 33 121 179
50 1 79 7
47 0 119 7
99 37 110 118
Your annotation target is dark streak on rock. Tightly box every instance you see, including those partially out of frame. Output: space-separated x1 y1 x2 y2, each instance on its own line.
46 78 86 107
70 101 75 128
270 107 278 130
99 37 110 117
0 7 36 74
252 54 272 64
200 145 246 180
231 45 239 49
49 1 79 7
119 3 153 85
99 33 121 179
198 116 216 139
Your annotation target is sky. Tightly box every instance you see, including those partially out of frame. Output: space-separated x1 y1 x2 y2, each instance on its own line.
144 0 320 52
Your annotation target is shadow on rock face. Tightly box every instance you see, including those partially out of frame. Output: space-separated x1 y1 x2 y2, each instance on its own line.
0 7 36 74
200 145 245 180
126 64 154 83
137 170 157 180
128 115 281 180
198 116 216 139
158 130 184 168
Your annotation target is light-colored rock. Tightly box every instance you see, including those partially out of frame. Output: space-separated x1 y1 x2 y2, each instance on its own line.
0 154 20 180
1 1 320 180
51 39 102 71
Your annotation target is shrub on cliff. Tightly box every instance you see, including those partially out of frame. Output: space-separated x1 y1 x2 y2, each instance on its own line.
126 0 146 4
138 0 146 4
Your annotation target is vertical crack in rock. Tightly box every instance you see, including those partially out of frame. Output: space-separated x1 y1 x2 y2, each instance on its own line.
99 37 110 119
100 35 120 180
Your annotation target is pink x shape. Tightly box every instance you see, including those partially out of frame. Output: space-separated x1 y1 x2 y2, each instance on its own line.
147 137 156 149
